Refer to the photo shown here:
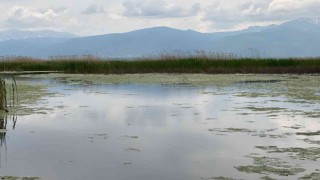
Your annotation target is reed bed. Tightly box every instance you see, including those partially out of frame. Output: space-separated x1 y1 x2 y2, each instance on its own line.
0 56 320 74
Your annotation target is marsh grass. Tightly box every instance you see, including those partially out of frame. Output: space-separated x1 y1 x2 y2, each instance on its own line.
0 55 320 74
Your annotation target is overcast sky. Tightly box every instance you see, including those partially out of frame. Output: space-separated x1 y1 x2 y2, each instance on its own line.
0 0 319 35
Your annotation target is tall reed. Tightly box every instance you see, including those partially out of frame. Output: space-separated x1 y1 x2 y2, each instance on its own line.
0 76 18 112
0 55 320 74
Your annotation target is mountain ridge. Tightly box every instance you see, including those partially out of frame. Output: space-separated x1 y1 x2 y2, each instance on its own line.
0 17 319 58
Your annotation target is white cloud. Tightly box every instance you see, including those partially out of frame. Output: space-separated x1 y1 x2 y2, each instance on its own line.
4 6 79 30
201 0 320 29
0 0 319 35
267 0 320 17
122 0 200 18
268 0 313 12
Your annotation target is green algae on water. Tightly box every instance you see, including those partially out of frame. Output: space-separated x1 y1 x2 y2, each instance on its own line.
235 165 305 176
301 138 320 145
121 135 139 139
208 128 291 139
125 147 141 152
260 176 277 180
201 177 244 180
0 80 54 116
235 156 305 176
296 131 320 136
299 172 320 180
0 176 40 180
208 128 257 133
20 74 320 105
255 146 320 161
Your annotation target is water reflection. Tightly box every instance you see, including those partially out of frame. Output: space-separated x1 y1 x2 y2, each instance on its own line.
0 116 7 148
0 76 319 180
0 115 17 146
0 115 17 169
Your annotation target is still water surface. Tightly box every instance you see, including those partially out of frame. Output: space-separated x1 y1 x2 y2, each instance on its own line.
0 75 319 180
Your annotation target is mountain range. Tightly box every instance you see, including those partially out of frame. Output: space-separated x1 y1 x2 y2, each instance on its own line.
0 17 319 58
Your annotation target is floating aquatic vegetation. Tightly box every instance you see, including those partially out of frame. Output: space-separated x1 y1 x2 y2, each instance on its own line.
296 131 320 136
235 165 305 176
55 105 67 109
251 133 293 139
0 176 40 180
208 128 291 139
201 177 243 180
243 107 287 114
236 80 283 84
208 128 257 133
17 74 289 87
234 92 270 98
84 133 109 142
19 74 320 104
121 135 139 139
301 138 320 145
299 172 320 180
282 125 304 130
206 118 217 121
235 156 305 176
301 112 320 118
0 80 55 116
255 146 320 161
260 176 277 180
125 147 141 152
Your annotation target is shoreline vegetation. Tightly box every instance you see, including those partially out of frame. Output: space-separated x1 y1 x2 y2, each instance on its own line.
0 56 320 74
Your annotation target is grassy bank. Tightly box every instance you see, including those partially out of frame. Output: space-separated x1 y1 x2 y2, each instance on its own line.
0 57 320 74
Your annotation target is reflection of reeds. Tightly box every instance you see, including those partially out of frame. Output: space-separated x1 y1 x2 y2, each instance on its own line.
0 115 18 149
0 76 18 165
0 116 7 148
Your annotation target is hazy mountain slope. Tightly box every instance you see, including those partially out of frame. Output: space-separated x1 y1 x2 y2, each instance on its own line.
211 17 320 57
0 37 75 57
47 27 217 57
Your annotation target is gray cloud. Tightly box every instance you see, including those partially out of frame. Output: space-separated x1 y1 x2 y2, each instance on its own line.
122 0 200 18
82 4 105 14
0 0 319 35
3 6 79 29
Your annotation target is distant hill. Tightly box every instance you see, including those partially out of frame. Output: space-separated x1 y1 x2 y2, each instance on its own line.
212 17 320 57
0 30 77 57
0 17 319 58
46 27 218 58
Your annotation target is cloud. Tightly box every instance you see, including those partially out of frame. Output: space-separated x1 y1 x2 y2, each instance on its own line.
0 0 319 34
3 6 79 29
268 0 318 12
202 0 320 29
82 4 105 14
267 0 320 17
122 0 200 18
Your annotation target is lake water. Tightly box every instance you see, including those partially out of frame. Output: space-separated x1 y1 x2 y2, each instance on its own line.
0 74 319 180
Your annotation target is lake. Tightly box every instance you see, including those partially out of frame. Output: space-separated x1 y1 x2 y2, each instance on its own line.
0 74 319 180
